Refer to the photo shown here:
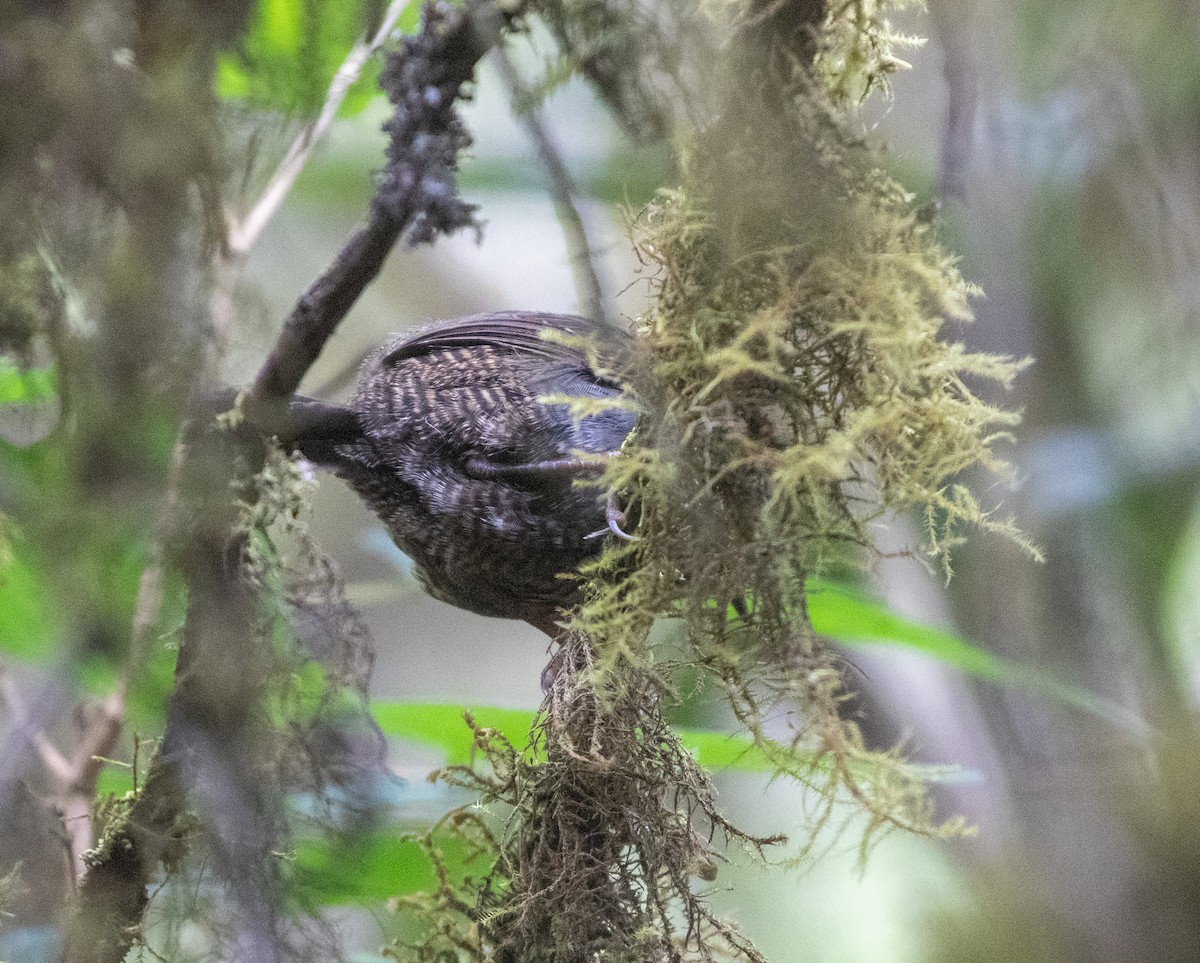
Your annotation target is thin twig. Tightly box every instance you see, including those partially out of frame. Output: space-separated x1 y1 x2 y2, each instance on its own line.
928 0 978 203
210 0 414 358
0 670 122 881
59 695 124 883
0 671 72 781
490 43 609 325
208 249 240 363
37 429 187 885
126 440 187 680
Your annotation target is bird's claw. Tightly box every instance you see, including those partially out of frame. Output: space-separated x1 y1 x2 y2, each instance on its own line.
606 495 639 541
608 515 638 541
584 495 639 541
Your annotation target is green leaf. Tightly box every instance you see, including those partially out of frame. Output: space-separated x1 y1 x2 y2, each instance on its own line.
216 0 415 118
676 728 772 772
808 579 1009 680
0 359 56 405
95 765 135 798
371 701 537 766
0 533 62 662
296 833 434 903
370 700 783 773
295 828 475 905
807 579 1149 737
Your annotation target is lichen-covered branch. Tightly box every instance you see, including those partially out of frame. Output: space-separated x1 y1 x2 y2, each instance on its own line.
397 633 782 963
249 0 502 416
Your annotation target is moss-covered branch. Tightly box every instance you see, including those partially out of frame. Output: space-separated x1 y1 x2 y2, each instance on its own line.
397 2 1030 958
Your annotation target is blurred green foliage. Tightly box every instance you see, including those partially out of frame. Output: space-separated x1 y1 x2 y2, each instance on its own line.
1013 0 1200 116
216 0 422 117
0 536 62 662
297 831 449 904
0 361 56 406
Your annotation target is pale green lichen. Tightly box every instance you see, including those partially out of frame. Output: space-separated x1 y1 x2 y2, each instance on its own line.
817 0 929 105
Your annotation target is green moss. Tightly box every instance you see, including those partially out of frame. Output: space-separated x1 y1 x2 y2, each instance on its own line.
583 0 1025 875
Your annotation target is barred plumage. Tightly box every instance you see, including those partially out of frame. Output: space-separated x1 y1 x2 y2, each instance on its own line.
287 311 636 633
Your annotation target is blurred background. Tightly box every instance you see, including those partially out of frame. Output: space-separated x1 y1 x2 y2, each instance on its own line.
4 1 1200 960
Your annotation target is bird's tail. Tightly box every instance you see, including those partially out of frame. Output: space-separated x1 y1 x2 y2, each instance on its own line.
281 396 364 467
190 386 364 468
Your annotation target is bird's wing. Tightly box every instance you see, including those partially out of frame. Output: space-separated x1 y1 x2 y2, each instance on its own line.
363 311 637 473
380 311 629 376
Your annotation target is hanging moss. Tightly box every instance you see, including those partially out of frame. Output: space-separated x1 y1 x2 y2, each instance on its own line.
396 2 1029 960
570 0 1035 839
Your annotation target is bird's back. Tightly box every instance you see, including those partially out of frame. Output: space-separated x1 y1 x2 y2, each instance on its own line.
313 312 635 626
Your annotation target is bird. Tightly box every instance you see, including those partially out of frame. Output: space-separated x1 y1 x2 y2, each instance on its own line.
279 311 637 637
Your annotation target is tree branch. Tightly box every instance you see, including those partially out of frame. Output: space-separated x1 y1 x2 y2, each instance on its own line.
229 0 417 258
249 0 505 415
59 4 513 960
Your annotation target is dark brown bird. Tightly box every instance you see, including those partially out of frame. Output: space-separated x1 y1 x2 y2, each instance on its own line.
283 311 636 636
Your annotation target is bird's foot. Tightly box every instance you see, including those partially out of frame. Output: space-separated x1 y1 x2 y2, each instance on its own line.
585 494 639 541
